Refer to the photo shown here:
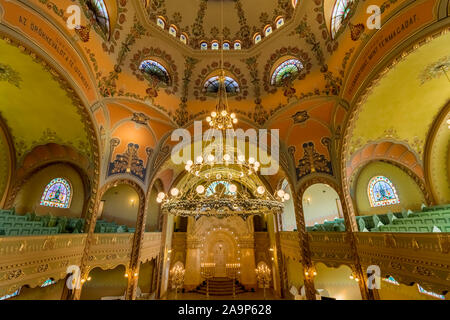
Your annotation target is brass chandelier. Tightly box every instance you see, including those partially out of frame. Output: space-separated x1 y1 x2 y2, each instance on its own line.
155 0 289 218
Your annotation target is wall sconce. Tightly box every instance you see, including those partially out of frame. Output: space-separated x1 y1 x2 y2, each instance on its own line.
130 199 135 207
125 271 139 279
81 276 92 284
349 274 360 282
304 267 317 278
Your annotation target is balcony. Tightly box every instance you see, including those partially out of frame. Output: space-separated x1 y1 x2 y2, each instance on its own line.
0 232 162 297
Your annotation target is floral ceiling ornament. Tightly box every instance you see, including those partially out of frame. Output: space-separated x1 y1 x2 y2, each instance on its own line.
292 110 309 124
419 55 450 85
349 23 365 41
295 141 333 180
0 63 22 88
131 112 150 125
108 143 147 181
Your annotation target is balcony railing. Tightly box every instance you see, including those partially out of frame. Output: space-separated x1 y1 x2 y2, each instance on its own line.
0 232 163 297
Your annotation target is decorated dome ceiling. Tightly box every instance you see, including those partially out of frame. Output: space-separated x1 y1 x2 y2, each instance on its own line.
142 0 297 50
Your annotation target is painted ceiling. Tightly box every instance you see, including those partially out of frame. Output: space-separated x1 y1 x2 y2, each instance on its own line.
0 0 448 195
143 0 296 49
0 38 92 164
348 32 450 161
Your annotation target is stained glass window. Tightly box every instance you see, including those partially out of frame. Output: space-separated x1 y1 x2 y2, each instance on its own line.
180 34 188 44
211 41 219 50
139 60 170 85
276 17 285 29
264 25 273 37
40 178 72 209
271 59 304 86
0 288 20 300
157 17 165 29
382 276 400 285
417 284 445 300
203 76 240 94
41 279 57 287
86 0 110 38
201 42 208 50
254 34 262 44
234 42 242 50
206 181 236 197
368 176 400 207
331 0 354 38
169 25 177 37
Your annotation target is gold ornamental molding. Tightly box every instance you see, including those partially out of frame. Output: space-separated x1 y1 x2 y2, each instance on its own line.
140 232 162 263
0 234 87 297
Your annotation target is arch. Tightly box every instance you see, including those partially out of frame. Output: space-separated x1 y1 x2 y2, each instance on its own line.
367 176 400 207
40 178 73 209
271 58 304 86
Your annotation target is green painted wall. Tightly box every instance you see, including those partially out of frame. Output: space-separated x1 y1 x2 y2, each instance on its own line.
13 163 85 217
354 161 426 216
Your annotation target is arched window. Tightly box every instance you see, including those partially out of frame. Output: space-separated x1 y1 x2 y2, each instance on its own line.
331 0 354 38
86 0 111 38
271 58 303 86
206 181 236 197
368 176 400 207
139 60 170 85
40 178 72 209
203 76 240 94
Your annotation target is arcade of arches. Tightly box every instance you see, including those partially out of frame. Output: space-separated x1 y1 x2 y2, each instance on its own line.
0 0 449 301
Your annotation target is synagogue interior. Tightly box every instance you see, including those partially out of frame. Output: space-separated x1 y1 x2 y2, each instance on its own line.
0 0 449 301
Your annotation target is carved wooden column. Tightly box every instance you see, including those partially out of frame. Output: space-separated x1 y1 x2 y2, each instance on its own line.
336 187 377 300
292 192 316 300
156 213 170 298
273 213 286 298
124 193 148 300
70 193 100 300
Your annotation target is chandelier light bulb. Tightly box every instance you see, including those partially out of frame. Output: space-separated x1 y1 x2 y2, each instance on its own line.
187 160 193 166
207 154 215 162
185 164 191 171
196 185 205 194
216 174 222 179
211 112 217 118
156 197 163 203
240 172 244 178
283 193 290 201
277 189 285 198
257 186 265 194
238 154 245 162
233 119 238 124
196 156 203 164
218 124 223 129
248 157 255 164
209 121 214 127
230 113 236 119
171 188 180 197
229 184 237 193
254 161 260 167
221 110 227 116
157 192 166 199
206 116 212 122
223 154 231 161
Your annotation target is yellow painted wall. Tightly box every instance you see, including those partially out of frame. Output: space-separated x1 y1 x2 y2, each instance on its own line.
10 280 65 300
286 258 304 290
0 127 11 207
354 161 426 215
146 186 160 232
303 183 342 226
13 163 85 217
314 263 362 300
80 265 128 300
138 259 156 294
101 184 139 228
